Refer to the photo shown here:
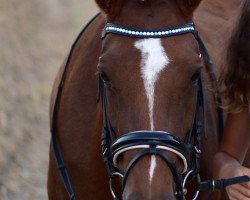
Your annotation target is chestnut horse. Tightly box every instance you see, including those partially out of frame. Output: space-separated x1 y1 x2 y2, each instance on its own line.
48 0 249 199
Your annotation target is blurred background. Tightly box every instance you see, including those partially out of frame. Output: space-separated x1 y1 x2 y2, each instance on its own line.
0 0 98 199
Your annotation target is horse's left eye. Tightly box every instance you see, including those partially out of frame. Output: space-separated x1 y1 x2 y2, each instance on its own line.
99 71 112 87
190 71 201 85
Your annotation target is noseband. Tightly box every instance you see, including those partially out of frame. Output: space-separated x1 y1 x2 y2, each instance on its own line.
99 22 207 200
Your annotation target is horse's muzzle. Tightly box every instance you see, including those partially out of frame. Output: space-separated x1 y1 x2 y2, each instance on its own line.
123 193 177 200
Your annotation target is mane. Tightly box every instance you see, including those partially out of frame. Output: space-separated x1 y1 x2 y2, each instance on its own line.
220 0 250 112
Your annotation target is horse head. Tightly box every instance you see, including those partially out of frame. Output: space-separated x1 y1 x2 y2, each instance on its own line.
96 0 205 199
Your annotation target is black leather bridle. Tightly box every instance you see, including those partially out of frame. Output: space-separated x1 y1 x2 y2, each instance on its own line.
50 13 250 200
99 22 208 200
99 21 249 200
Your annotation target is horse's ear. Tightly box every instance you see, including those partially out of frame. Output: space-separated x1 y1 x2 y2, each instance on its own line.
177 0 202 16
95 0 124 19
95 0 112 14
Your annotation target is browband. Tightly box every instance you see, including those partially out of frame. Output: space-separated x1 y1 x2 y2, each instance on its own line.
102 22 196 39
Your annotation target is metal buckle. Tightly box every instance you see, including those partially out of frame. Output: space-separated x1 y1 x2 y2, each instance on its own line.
194 146 201 154
192 174 201 200
212 179 215 191
109 172 124 200
182 171 201 200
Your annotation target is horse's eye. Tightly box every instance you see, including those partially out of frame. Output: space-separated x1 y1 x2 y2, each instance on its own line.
99 71 112 87
190 71 200 85
99 71 108 81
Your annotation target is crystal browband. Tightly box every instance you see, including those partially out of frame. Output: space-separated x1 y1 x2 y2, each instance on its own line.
102 22 196 39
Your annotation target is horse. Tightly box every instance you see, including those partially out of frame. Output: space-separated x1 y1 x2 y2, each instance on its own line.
47 0 249 199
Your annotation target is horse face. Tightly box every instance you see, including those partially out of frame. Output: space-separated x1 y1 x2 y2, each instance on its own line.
99 35 203 131
97 1 203 199
98 34 203 199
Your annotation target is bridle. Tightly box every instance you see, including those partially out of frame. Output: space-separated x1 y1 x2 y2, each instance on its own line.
99 21 207 200
50 13 250 200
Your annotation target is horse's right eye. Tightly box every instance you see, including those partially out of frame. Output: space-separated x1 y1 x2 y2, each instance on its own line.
190 71 201 85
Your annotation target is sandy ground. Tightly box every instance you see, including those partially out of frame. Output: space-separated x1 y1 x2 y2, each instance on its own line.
0 0 98 199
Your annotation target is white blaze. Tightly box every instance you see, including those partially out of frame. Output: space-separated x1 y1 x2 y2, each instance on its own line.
134 38 169 131
149 155 157 183
135 39 170 185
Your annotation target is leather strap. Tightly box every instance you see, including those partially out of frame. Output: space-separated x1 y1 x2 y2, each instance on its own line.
198 176 250 191
102 22 195 39
121 148 184 199
50 13 101 200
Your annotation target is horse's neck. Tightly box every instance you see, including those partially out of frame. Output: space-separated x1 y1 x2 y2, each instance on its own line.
194 0 242 75
197 0 241 18
195 0 242 35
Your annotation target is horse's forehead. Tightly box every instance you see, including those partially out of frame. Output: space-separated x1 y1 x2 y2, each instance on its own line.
134 38 170 130
134 38 170 81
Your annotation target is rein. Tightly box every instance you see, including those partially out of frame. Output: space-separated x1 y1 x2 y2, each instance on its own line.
50 13 101 200
50 14 250 200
